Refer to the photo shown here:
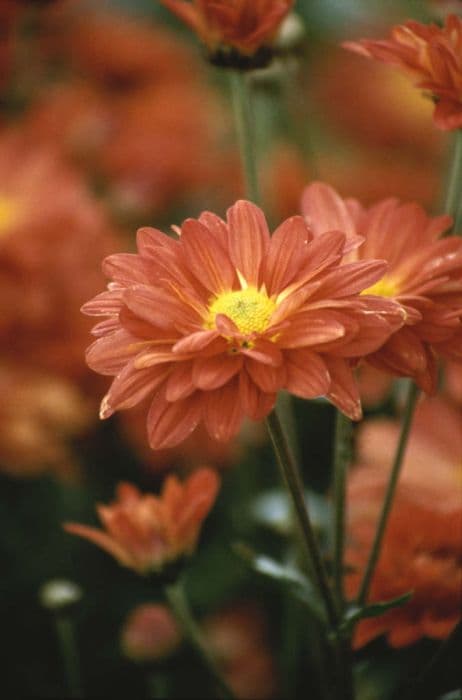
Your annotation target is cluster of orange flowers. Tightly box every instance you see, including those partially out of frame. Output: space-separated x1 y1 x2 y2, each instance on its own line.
1 0 461 670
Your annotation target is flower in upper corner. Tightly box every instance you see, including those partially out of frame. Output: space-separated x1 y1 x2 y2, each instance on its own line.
83 200 405 448
158 0 294 68
64 468 219 576
345 397 462 648
343 15 462 130
302 182 462 393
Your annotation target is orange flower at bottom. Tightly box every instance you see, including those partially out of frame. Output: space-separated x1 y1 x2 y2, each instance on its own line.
64 468 219 575
345 400 462 648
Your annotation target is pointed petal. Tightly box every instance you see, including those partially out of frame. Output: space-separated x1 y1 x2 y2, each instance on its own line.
180 218 235 292
301 182 360 246
147 390 202 449
165 362 196 402
263 216 311 295
285 349 331 399
245 358 286 392
239 371 276 420
325 358 362 420
227 200 270 286
100 362 170 418
203 381 244 442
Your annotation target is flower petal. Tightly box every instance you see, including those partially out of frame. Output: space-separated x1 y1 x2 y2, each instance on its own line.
192 353 243 390
226 200 270 286
285 349 331 399
325 358 362 420
147 390 202 449
203 381 245 441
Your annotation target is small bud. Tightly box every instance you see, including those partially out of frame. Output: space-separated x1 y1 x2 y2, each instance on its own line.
39 579 83 612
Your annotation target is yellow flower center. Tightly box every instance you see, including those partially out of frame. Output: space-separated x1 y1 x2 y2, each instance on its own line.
0 196 19 235
207 287 276 334
361 276 399 298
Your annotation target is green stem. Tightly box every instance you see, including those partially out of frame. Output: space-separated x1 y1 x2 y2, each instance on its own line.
356 381 419 606
229 70 261 205
332 411 353 611
54 613 83 698
444 129 462 230
265 411 355 700
266 409 339 629
165 580 234 699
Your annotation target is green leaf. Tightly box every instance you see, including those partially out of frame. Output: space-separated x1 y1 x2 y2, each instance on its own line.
340 591 413 634
233 542 326 623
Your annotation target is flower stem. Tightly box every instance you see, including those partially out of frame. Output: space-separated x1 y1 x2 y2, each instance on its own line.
229 70 261 205
266 409 339 628
266 410 355 700
164 579 234 699
332 411 353 611
54 613 83 698
444 129 462 230
356 380 419 606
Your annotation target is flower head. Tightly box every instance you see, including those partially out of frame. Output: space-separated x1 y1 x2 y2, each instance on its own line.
343 15 462 130
302 183 462 393
158 0 294 67
345 398 462 648
64 468 219 576
83 200 404 448
121 604 182 662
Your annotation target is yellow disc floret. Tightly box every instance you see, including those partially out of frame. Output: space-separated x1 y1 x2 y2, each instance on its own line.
0 196 19 235
361 276 399 298
207 287 276 334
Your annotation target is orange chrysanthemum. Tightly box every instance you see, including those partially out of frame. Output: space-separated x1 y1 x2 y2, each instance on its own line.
65 468 219 575
302 183 462 393
344 15 462 131
159 0 293 66
83 200 405 448
345 398 462 648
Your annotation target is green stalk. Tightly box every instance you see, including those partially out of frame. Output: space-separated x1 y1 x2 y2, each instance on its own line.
266 410 354 700
229 70 261 205
356 381 419 606
332 411 353 611
54 613 83 699
165 579 234 699
444 129 462 229
266 409 339 628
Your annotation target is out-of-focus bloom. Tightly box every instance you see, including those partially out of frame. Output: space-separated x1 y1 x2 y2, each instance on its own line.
64 469 220 575
345 397 462 648
0 135 118 380
302 182 462 393
344 15 462 131
159 0 294 67
26 11 233 218
121 604 181 662
83 200 405 448
39 578 83 612
0 364 92 480
311 46 443 155
203 602 279 699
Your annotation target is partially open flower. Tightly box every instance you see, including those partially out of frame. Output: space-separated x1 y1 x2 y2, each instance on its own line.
343 15 462 131
83 200 405 448
64 468 219 576
121 604 181 662
158 0 294 68
302 183 462 393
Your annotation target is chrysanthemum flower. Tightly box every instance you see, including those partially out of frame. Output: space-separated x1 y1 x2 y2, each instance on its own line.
83 200 405 448
64 468 219 576
158 0 294 67
302 182 462 393
121 604 182 662
345 398 462 648
343 15 462 131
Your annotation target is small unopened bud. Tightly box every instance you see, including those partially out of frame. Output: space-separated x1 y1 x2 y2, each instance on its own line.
121 604 182 663
274 13 306 53
39 579 83 612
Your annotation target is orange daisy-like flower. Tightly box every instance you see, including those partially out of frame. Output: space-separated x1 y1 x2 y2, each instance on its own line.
343 15 462 131
83 200 405 448
302 183 462 393
64 468 219 576
159 0 294 67
345 398 462 648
